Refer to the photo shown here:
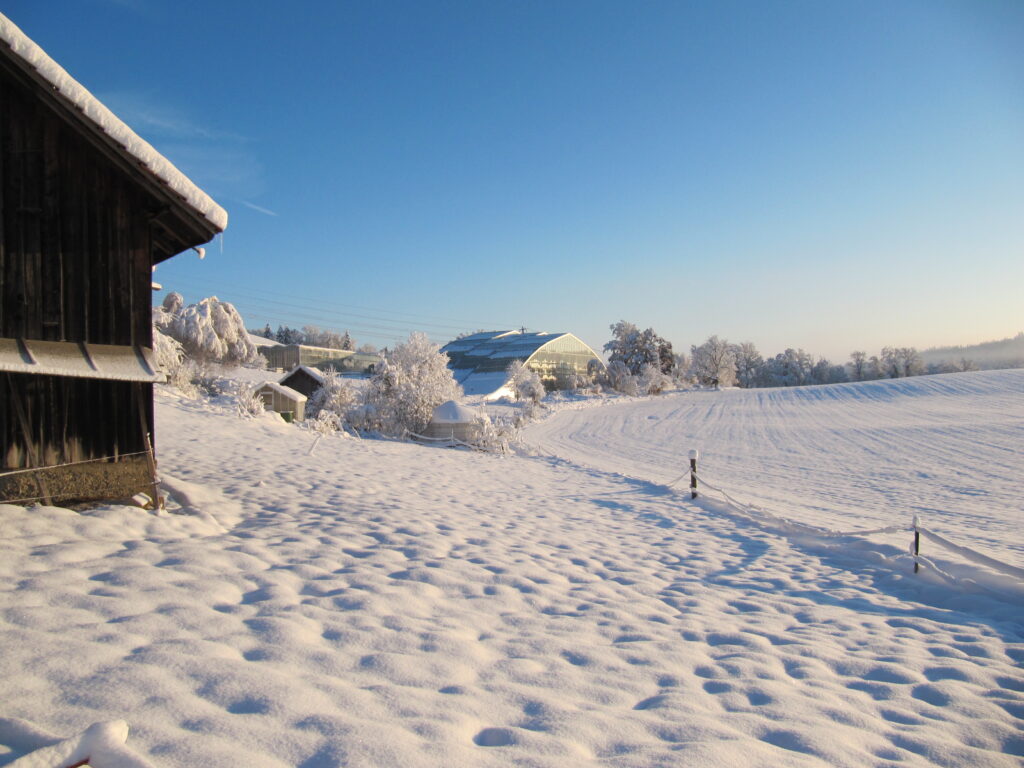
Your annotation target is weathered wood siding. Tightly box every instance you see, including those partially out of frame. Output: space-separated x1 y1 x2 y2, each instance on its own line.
0 56 158 484
0 60 153 347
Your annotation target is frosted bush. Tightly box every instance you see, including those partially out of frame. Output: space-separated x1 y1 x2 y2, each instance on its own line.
306 369 357 422
473 415 517 454
604 360 638 395
192 363 227 397
310 410 343 436
513 399 542 427
638 363 672 395
507 360 545 404
236 383 266 419
364 333 462 436
153 327 197 396
346 402 379 433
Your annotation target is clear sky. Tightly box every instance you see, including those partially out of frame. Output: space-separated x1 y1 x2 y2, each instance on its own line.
8 1 1023 360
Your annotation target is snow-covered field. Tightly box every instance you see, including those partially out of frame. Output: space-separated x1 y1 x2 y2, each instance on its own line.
524 370 1024 563
1 371 1022 767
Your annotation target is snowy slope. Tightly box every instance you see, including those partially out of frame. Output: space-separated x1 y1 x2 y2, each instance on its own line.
0 373 1021 767
523 370 1024 563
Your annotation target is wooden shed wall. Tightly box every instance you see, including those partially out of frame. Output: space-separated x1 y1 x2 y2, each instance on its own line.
0 57 162 490
0 61 154 347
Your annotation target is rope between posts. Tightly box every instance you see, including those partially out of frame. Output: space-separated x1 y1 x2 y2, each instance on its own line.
406 431 488 452
683 466 1023 583
691 469 909 538
918 527 1024 581
665 470 691 488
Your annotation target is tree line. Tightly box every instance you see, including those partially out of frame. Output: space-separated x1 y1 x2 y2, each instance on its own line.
604 320 979 390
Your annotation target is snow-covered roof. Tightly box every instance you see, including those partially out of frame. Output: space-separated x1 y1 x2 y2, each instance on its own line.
0 13 227 232
442 330 563 362
248 333 282 348
281 365 324 385
256 381 307 402
430 400 480 424
0 337 162 382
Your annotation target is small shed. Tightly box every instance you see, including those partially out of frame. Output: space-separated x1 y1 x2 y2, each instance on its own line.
421 401 484 443
279 365 324 399
255 382 307 422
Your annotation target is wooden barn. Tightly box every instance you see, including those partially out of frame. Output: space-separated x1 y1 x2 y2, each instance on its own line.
0 14 227 505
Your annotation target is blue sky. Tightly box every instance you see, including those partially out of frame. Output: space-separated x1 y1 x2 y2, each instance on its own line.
9 1 1023 359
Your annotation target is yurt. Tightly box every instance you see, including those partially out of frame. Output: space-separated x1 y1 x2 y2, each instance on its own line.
420 401 484 443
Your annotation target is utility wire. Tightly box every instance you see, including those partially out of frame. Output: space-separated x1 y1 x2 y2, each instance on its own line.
158 276 519 334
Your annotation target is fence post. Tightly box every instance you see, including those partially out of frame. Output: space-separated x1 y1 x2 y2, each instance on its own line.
688 449 699 499
913 515 920 573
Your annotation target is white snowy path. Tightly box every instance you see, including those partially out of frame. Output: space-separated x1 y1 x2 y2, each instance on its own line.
1 373 1022 767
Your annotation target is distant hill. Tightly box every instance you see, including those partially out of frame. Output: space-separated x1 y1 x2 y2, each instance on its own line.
921 332 1024 370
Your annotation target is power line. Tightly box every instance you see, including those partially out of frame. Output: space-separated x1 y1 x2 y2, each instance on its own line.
157 275 517 333
226 305 445 346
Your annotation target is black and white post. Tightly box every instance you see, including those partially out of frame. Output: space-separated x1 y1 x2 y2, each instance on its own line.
689 449 699 500
913 514 920 574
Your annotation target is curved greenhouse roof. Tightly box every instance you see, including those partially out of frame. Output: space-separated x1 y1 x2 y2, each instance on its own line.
441 330 602 396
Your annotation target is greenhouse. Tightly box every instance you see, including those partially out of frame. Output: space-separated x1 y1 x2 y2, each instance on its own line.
441 330 603 396
259 344 353 372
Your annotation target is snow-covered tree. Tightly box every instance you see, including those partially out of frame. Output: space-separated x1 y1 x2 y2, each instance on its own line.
605 321 675 375
897 347 924 377
690 335 736 387
275 325 301 345
157 294 257 367
363 332 462 436
867 354 884 380
760 348 813 387
507 360 545 404
357 343 378 355
733 342 763 388
162 291 184 316
848 351 867 381
809 357 847 385
880 346 900 378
